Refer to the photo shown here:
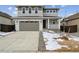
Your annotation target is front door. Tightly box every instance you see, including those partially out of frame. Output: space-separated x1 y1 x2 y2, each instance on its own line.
43 20 46 28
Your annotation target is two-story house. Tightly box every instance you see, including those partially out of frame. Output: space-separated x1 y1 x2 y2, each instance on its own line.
13 6 61 31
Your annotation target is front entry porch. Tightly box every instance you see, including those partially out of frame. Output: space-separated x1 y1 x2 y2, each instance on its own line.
43 20 46 28
43 19 60 31
43 19 49 29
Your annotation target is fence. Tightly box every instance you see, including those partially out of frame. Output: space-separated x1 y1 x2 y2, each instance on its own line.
0 24 15 32
60 25 77 33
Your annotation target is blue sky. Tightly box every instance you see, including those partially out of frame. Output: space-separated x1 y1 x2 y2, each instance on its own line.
0 5 79 17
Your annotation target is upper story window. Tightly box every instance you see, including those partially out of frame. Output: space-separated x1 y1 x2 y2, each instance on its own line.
35 10 38 13
35 8 38 13
50 10 52 13
53 10 56 13
22 7 26 14
53 10 57 13
47 10 49 13
29 8 31 14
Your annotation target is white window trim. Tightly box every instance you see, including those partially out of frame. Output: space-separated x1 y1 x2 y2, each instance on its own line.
22 7 26 14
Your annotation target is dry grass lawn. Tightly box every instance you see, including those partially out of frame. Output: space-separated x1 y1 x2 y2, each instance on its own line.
54 36 79 52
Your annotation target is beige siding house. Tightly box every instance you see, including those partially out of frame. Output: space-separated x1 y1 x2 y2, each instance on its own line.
61 13 79 32
13 6 61 31
0 12 14 32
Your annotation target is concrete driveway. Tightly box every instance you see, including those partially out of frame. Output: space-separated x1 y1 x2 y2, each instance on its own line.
0 31 39 52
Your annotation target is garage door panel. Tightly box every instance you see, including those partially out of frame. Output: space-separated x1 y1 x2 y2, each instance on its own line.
19 21 39 31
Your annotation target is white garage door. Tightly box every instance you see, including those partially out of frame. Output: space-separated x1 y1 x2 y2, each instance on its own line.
19 21 39 31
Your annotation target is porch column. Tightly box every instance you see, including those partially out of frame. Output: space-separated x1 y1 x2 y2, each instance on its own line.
58 19 61 30
15 20 19 31
39 20 43 31
48 19 49 29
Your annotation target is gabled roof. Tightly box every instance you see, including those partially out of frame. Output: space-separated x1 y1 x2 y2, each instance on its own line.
65 13 79 21
0 11 12 19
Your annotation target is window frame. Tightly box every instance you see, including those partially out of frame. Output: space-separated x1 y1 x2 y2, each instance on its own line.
50 10 52 13
35 7 38 14
22 7 26 14
29 7 32 14
53 10 56 13
46 10 49 13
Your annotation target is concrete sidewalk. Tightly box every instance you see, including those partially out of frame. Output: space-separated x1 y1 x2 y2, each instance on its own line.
0 31 39 52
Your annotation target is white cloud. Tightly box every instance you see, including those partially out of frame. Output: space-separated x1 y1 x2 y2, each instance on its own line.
61 5 66 8
8 7 12 11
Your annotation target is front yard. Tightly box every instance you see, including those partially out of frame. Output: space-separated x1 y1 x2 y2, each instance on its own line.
43 30 79 52
0 31 79 52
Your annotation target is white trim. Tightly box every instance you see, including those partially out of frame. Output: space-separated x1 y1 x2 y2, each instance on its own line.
15 20 43 31
39 20 43 31
48 19 49 29
58 19 60 29
15 20 19 31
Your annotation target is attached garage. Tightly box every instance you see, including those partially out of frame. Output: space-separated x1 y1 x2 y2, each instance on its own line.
19 21 39 31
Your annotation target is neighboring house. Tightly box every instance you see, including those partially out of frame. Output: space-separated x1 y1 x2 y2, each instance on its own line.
0 11 15 32
13 6 61 31
61 13 79 33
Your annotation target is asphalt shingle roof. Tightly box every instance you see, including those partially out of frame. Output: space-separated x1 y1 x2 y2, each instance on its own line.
0 11 12 20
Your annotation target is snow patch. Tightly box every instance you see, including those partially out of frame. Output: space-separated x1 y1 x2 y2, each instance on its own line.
43 31 79 50
69 35 79 41
43 32 63 50
0 32 10 36
57 39 64 42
